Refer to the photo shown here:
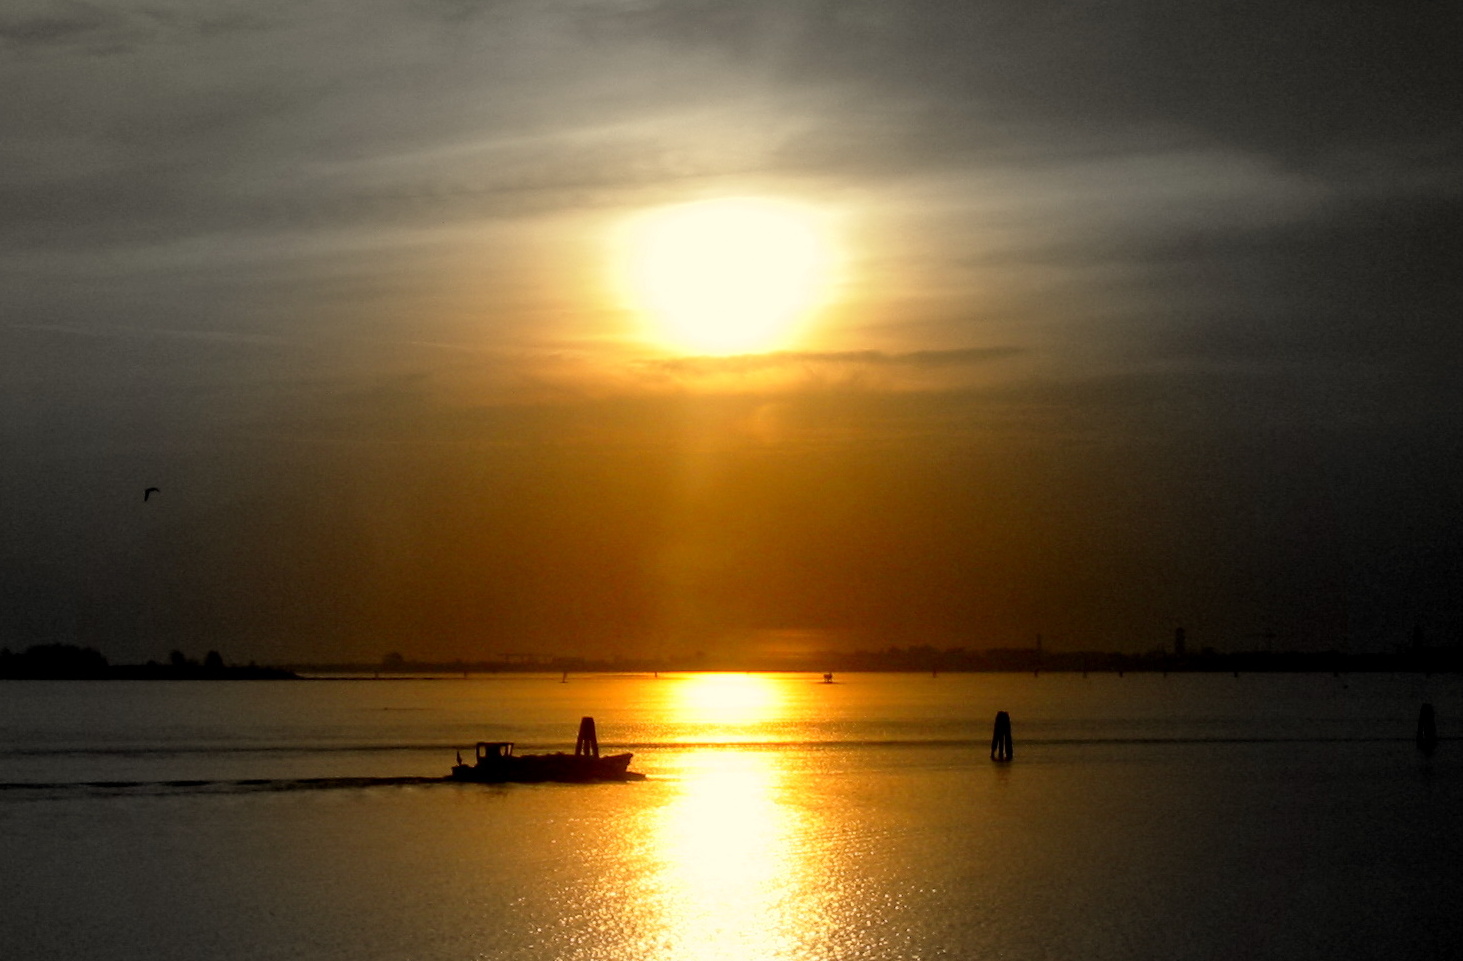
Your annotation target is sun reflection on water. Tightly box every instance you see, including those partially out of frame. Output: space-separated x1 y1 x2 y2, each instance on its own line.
669 672 782 731
633 674 828 959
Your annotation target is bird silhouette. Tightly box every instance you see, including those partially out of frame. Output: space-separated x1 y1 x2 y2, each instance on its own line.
144 487 160 502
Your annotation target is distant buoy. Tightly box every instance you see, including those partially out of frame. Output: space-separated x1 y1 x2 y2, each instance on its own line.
1417 703 1438 755
990 711 1013 762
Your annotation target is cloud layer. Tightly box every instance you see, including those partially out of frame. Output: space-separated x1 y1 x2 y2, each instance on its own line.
4 1 1461 660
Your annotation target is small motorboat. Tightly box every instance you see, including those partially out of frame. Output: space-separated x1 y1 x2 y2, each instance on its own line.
449 716 644 783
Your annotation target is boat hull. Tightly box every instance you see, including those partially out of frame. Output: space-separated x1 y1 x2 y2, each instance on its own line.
449 751 643 783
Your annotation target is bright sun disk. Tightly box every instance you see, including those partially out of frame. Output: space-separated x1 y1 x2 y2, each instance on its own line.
619 198 835 355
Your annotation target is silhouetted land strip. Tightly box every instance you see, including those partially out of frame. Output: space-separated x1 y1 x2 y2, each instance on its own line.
7 643 1462 680
295 646 1463 676
0 644 297 680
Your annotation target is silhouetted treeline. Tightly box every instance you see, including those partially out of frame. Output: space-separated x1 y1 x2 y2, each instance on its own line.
0 644 297 680
0 643 110 679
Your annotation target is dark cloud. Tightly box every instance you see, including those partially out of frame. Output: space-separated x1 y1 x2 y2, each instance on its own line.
0 2 279 54
1147 194 1463 375
0 2 135 50
768 1 1463 166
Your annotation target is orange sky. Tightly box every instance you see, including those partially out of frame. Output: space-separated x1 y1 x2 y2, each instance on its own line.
2 2 1460 661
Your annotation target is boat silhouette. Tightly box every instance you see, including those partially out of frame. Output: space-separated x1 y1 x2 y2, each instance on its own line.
449 717 644 783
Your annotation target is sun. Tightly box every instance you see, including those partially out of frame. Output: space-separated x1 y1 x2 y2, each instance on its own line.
617 198 836 355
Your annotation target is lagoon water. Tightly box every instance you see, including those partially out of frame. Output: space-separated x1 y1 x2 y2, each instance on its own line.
2 672 1460 960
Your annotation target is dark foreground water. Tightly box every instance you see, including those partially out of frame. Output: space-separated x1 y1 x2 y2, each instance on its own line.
2 672 1460 960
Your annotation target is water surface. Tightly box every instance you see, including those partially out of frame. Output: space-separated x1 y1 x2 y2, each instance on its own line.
2 672 1459 960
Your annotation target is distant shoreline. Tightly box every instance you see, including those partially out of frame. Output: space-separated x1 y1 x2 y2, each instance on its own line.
287 648 1463 677
0 666 300 681
0 644 297 681
5 643 1459 680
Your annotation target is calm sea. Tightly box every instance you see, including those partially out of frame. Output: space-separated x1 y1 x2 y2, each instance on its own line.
2 672 1460 960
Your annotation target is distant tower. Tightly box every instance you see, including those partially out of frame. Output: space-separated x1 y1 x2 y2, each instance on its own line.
1174 627 1186 657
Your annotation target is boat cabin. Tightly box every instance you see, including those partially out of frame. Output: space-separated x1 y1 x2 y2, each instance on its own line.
475 742 515 761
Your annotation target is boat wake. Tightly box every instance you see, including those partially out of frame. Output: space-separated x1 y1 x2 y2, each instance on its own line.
0 776 458 796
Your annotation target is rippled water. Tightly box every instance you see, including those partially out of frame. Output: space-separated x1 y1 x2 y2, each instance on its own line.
2 672 1460 960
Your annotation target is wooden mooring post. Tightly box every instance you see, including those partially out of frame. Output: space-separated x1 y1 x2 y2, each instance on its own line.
990 711 1013 762
1417 703 1438 755
575 716 599 758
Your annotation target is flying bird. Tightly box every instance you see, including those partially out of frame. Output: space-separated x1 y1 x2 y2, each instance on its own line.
144 487 160 502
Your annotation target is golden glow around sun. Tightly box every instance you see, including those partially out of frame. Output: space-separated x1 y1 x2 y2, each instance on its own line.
617 198 837 355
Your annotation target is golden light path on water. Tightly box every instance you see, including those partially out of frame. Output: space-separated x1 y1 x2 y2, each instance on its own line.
630 674 830 959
